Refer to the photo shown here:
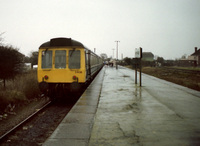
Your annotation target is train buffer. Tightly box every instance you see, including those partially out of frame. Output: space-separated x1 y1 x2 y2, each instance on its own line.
44 66 200 146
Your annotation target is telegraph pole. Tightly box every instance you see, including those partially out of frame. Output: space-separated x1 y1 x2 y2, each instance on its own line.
115 40 120 69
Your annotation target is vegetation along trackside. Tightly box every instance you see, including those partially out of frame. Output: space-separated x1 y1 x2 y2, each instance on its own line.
0 40 40 114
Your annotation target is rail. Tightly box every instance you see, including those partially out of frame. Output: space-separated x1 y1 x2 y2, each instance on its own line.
0 101 51 141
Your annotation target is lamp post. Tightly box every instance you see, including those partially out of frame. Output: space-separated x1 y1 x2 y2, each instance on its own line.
115 40 120 69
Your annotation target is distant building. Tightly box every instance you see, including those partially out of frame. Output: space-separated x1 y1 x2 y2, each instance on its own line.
142 52 154 61
188 47 200 66
177 47 200 67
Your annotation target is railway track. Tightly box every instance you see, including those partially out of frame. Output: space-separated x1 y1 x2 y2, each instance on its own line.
0 67 97 145
0 100 51 142
0 93 83 145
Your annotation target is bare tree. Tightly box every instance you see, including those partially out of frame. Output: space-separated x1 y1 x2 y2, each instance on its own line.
29 51 38 68
0 32 5 46
100 53 108 60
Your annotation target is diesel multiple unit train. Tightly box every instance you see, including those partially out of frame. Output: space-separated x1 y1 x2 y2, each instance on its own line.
37 37 103 97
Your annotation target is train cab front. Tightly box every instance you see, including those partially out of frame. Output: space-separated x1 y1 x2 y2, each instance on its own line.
37 46 86 96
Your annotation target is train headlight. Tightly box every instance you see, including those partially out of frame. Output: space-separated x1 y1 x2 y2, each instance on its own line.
44 75 49 80
72 75 77 80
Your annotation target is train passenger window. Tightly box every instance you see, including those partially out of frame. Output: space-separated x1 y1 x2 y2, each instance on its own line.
55 50 66 69
42 51 52 69
69 50 80 69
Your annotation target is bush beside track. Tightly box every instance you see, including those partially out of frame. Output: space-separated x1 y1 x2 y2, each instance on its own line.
0 70 41 114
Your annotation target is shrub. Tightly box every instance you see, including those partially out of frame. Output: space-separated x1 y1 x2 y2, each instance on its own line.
0 70 41 113
0 90 26 112
24 70 41 99
23 76 40 99
0 45 24 88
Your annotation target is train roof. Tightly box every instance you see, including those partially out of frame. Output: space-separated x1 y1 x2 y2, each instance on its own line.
39 37 85 48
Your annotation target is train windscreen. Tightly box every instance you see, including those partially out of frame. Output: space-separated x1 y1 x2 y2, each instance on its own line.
42 50 52 69
55 50 66 69
69 50 80 69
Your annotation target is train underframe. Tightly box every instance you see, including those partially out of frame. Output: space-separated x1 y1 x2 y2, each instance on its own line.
39 81 87 99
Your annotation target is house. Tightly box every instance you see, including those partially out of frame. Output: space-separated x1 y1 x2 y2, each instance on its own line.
188 47 200 66
142 52 154 61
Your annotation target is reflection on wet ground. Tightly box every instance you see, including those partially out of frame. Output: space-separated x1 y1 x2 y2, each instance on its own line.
89 66 200 146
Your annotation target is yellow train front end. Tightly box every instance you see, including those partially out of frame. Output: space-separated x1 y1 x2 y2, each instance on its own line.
37 38 87 96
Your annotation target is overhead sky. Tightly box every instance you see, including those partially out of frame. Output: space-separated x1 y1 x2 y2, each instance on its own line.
0 0 200 59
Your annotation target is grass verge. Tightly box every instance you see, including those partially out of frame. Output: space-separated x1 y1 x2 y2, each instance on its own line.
141 67 200 91
0 70 41 113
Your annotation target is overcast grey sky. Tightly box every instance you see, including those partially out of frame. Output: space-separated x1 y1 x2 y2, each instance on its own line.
0 0 200 59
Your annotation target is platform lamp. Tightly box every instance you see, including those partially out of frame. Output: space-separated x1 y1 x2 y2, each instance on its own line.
115 40 120 69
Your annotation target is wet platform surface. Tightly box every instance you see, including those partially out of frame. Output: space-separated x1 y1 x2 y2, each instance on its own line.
44 66 200 146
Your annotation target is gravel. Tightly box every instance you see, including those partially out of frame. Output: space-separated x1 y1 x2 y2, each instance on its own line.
0 97 50 139
0 94 81 146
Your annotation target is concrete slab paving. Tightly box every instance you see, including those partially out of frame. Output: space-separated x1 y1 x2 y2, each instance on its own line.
89 66 200 146
44 66 200 146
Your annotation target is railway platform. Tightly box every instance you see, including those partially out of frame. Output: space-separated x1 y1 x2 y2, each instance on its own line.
44 66 200 146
